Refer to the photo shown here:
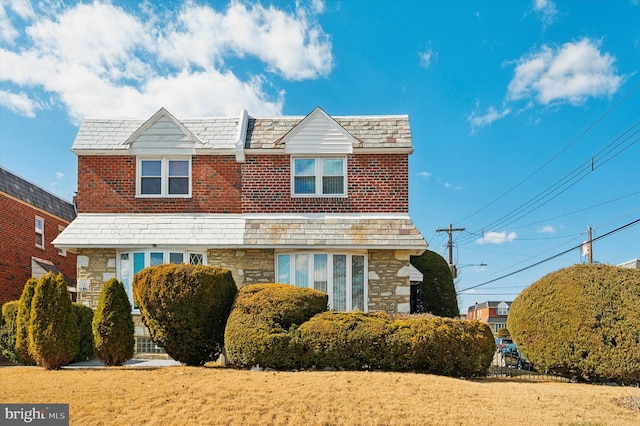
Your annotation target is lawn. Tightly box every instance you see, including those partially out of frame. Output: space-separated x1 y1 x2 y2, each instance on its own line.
1 365 639 425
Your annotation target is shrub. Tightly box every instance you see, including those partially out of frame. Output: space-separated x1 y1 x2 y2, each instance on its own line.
410 250 459 317
15 278 38 365
225 284 328 369
298 311 390 370
133 264 237 366
29 273 78 369
74 303 95 363
0 301 20 364
508 264 640 382
93 278 134 366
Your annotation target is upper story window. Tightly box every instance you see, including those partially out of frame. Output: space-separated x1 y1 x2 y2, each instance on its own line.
497 302 509 316
57 225 67 256
35 217 44 248
292 157 346 197
137 157 191 197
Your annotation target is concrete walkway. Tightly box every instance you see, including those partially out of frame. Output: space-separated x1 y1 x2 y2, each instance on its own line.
63 358 181 369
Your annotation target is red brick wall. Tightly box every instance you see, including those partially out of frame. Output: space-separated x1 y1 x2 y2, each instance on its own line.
0 194 76 305
241 154 409 213
76 155 242 213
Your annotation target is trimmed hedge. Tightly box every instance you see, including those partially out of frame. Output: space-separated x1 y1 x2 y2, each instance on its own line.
508 264 640 382
74 303 95 363
0 301 20 364
225 284 494 377
93 278 134 366
133 264 237 366
16 278 38 365
225 284 328 369
410 250 459 317
29 273 79 369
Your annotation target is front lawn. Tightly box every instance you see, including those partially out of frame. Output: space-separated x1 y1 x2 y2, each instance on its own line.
1 366 638 425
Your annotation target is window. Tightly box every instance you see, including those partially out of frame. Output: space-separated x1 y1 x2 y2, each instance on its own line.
35 217 44 248
57 225 67 256
497 302 509 316
292 157 346 197
137 158 190 197
118 249 205 311
277 252 366 311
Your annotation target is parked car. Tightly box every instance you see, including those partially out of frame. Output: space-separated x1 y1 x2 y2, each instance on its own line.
495 338 513 352
501 343 533 370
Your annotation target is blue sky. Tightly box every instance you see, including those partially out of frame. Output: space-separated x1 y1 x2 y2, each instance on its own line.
1 0 638 312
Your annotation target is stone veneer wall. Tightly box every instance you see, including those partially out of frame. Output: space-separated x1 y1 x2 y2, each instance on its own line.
367 249 412 314
206 249 275 288
75 248 117 309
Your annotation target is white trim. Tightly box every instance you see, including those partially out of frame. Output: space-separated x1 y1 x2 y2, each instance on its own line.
136 157 192 198
290 156 347 198
122 107 202 147
280 107 358 155
235 109 248 162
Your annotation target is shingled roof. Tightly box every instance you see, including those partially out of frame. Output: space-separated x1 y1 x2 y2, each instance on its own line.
0 166 76 222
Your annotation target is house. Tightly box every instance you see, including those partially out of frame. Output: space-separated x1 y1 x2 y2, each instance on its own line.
53 107 428 354
618 259 640 269
0 166 77 304
467 301 511 335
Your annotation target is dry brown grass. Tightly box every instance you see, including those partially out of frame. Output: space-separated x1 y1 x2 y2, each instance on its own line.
1 365 639 425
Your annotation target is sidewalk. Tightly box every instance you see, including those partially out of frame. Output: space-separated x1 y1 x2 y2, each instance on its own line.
63 358 181 369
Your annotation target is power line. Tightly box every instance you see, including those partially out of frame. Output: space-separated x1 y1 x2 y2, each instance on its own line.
458 218 640 293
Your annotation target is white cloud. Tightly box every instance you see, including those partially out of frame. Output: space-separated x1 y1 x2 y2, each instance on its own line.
533 0 557 29
419 48 435 69
417 171 432 178
0 90 40 117
507 38 622 105
538 224 555 234
0 1 332 122
476 231 517 245
467 106 511 134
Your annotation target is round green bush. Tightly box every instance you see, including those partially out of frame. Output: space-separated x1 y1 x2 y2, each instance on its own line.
508 264 640 382
74 303 95 363
29 273 79 369
16 278 38 365
93 278 134 366
133 264 238 366
224 284 328 369
0 301 20 364
298 311 391 370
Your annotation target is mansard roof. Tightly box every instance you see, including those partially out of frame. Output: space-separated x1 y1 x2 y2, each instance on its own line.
0 166 76 222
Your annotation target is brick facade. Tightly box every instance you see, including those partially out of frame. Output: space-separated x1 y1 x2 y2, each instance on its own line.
241 154 409 213
0 193 76 304
75 155 242 214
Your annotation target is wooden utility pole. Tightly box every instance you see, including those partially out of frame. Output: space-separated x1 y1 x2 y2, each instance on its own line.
436 224 465 278
587 226 593 265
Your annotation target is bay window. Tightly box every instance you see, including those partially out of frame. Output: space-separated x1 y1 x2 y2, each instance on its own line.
277 252 366 311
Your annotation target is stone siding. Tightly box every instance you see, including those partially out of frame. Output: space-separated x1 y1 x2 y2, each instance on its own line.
206 249 275 288
368 249 412 314
75 248 116 309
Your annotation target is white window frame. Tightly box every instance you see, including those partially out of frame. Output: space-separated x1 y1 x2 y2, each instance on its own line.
35 216 44 249
291 156 347 197
275 251 367 312
136 157 192 198
57 225 67 256
117 249 205 312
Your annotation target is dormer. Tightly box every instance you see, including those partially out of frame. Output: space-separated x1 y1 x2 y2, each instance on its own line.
279 107 360 155
122 107 203 156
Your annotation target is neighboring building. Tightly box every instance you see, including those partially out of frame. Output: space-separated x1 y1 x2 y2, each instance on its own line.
467 301 512 335
0 166 77 304
618 259 640 269
54 107 428 353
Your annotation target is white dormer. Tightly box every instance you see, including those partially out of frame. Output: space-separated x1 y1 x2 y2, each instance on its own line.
280 107 359 155
123 107 203 156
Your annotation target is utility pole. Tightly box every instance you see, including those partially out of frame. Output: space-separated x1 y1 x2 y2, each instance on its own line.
587 226 593 265
436 224 466 278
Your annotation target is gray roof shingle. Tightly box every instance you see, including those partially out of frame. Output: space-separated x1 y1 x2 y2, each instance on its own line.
0 166 76 222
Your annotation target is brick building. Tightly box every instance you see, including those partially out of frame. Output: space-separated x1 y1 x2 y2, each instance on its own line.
467 301 512 335
54 107 427 353
0 166 77 304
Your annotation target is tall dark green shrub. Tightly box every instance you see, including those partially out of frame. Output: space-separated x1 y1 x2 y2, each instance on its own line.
508 264 640 382
0 301 20 364
15 278 38 365
225 284 328 369
74 303 95 363
410 250 459 317
133 264 238 366
93 278 134 366
29 273 78 369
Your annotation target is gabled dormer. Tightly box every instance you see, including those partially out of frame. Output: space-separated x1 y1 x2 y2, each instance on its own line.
122 107 203 156
279 107 360 155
